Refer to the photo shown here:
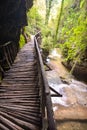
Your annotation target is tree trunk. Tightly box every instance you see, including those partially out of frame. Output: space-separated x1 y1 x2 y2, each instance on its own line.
55 0 64 43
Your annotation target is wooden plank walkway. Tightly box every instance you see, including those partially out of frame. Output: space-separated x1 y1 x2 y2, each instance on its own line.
0 38 42 130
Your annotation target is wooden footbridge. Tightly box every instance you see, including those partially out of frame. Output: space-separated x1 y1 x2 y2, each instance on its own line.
0 33 58 130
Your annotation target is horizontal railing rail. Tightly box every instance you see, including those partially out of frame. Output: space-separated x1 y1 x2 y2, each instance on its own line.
0 41 18 76
34 32 56 130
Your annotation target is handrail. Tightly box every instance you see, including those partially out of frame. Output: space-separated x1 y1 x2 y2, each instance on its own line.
0 41 18 72
0 41 12 48
34 32 56 130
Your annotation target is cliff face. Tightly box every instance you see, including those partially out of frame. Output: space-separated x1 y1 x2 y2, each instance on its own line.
0 0 33 74
26 0 33 11
0 0 33 44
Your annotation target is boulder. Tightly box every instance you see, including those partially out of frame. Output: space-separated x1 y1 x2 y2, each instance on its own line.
62 61 87 82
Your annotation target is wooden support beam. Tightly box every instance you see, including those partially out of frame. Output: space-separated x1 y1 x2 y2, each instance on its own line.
50 86 62 97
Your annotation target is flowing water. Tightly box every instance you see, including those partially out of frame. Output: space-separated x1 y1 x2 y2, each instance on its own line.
46 49 87 130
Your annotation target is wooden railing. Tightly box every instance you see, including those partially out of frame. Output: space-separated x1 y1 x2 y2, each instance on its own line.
34 32 56 130
0 41 18 74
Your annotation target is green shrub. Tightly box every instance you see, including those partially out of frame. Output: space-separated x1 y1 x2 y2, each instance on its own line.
19 34 25 48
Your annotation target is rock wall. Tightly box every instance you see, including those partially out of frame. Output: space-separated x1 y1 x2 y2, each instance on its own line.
62 61 87 82
0 0 33 74
0 0 33 44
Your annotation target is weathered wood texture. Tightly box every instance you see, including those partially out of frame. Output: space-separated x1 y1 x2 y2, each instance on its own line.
0 41 18 72
35 34 56 130
0 38 42 130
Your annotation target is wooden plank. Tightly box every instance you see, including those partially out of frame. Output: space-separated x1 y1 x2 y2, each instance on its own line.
0 115 23 130
0 105 40 113
3 76 38 82
0 107 41 115
0 109 41 125
1 82 38 86
50 86 62 97
6 69 38 73
0 123 10 130
0 38 42 130
0 112 40 130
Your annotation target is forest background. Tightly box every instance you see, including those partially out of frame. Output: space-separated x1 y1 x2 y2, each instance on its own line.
20 0 87 81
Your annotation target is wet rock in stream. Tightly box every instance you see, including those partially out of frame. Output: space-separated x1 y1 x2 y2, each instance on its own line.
46 69 87 130
46 49 87 130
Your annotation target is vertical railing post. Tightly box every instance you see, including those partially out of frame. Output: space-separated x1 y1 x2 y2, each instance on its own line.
0 41 19 72
3 46 11 68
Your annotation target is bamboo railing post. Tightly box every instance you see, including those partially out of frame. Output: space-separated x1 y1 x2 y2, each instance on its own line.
9 44 14 62
0 41 18 72
3 46 11 68
6 45 13 65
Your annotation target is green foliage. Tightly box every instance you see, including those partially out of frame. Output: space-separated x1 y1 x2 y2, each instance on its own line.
39 23 55 53
41 35 54 52
26 4 55 54
26 6 43 34
19 34 25 48
25 0 87 65
58 0 87 63
80 0 85 8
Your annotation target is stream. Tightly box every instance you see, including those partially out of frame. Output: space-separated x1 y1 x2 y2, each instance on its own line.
46 48 87 130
